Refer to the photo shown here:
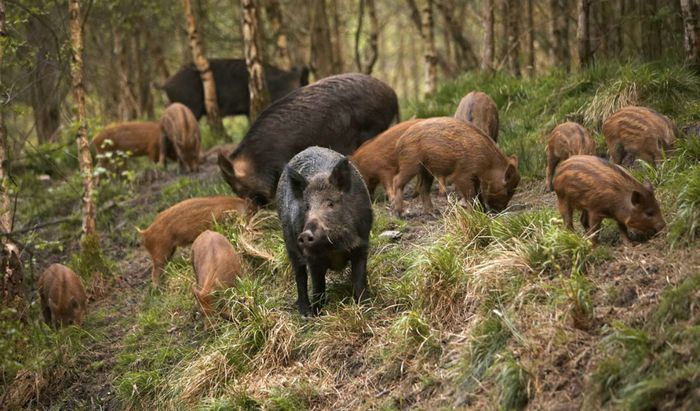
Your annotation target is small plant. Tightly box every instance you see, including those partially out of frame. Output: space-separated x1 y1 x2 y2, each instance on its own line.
494 353 531 410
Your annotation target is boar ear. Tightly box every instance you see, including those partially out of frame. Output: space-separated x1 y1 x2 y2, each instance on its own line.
509 154 519 169
218 153 234 179
631 190 643 207
330 157 352 192
286 165 308 199
505 161 517 182
643 180 654 193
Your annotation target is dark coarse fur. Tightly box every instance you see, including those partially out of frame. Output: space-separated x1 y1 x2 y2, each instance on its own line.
37 264 87 328
160 103 201 173
553 155 665 243
220 73 399 205
602 106 679 167
160 59 309 119
392 117 519 215
545 121 597 191
276 147 373 316
453 91 499 142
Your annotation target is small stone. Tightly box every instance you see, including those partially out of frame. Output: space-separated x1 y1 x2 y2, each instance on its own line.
379 230 402 240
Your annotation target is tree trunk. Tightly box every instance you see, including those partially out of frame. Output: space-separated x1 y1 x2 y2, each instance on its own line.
264 0 292 70
422 0 437 95
330 0 345 73
113 28 138 120
182 0 225 136
641 0 662 60
310 0 335 79
241 0 271 121
526 0 535 77
505 0 521 77
435 0 478 70
681 0 700 67
132 27 154 119
68 0 97 238
577 0 592 67
0 0 24 307
355 0 379 74
551 0 571 70
481 0 494 73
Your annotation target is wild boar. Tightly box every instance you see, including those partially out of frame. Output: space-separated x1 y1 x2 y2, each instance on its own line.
553 155 665 244
277 147 373 316
219 73 399 206
602 106 680 167
138 196 253 285
37 264 87 327
545 122 597 191
160 103 201 173
160 59 309 119
93 121 176 168
392 117 520 216
191 230 242 319
454 91 499 142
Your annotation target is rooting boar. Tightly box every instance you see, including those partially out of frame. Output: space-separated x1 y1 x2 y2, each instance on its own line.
277 147 373 316
454 91 499 142
219 73 399 205
191 230 242 319
160 103 201 173
553 155 665 244
392 117 520 216
93 121 176 167
545 122 597 191
138 196 252 285
160 59 309 119
602 106 680 167
37 264 87 328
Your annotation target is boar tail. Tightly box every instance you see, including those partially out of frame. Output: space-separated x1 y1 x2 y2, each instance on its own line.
136 226 146 236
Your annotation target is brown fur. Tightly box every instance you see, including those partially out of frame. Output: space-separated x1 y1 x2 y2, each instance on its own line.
191 230 242 319
602 106 679 167
160 103 202 172
545 122 597 191
453 91 499 142
93 121 170 166
37 264 87 327
392 117 520 215
553 155 665 243
138 196 253 285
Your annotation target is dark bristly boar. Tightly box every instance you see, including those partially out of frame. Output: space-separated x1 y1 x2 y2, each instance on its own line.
160 58 309 119
220 73 399 205
553 155 665 244
277 147 373 316
191 230 242 319
93 121 176 167
392 117 520 216
602 106 680 167
454 91 499 142
160 103 201 173
37 264 87 328
138 196 253 285
545 122 597 191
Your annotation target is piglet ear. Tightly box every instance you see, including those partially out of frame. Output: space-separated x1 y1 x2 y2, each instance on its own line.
631 190 643 207
329 157 352 192
286 165 308 199
509 154 519 169
505 161 517 182
643 180 654 193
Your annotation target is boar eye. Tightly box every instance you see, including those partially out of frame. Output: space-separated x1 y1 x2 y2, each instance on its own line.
325 200 334 208
646 210 656 217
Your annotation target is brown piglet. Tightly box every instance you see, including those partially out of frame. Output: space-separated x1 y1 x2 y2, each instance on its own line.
392 117 520 216
93 121 175 168
602 106 679 167
160 103 202 173
37 264 87 328
454 91 499 142
545 122 597 191
191 230 242 319
553 155 665 244
138 196 253 285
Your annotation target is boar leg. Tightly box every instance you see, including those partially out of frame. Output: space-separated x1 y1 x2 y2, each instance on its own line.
350 247 369 304
558 200 574 230
453 175 477 210
437 176 448 197
41 300 52 324
308 261 328 316
392 163 422 216
617 222 633 245
292 260 313 316
159 134 168 167
546 156 559 192
418 168 435 213
580 210 590 231
585 212 603 244
379 172 395 202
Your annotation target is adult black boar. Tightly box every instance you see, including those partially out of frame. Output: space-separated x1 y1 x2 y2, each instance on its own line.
277 147 373 316
219 73 399 205
160 58 309 119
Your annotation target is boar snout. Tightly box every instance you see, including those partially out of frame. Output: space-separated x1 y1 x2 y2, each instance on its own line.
298 220 324 247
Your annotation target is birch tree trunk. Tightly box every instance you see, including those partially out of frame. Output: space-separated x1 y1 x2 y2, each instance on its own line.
241 0 271 121
481 0 494 73
681 0 700 68
264 0 292 70
310 0 335 79
68 0 97 238
577 0 592 67
354 0 379 74
0 0 23 306
422 0 437 96
182 0 224 136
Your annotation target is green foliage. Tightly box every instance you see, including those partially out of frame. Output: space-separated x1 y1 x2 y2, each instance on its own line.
494 353 531 411
70 233 114 279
